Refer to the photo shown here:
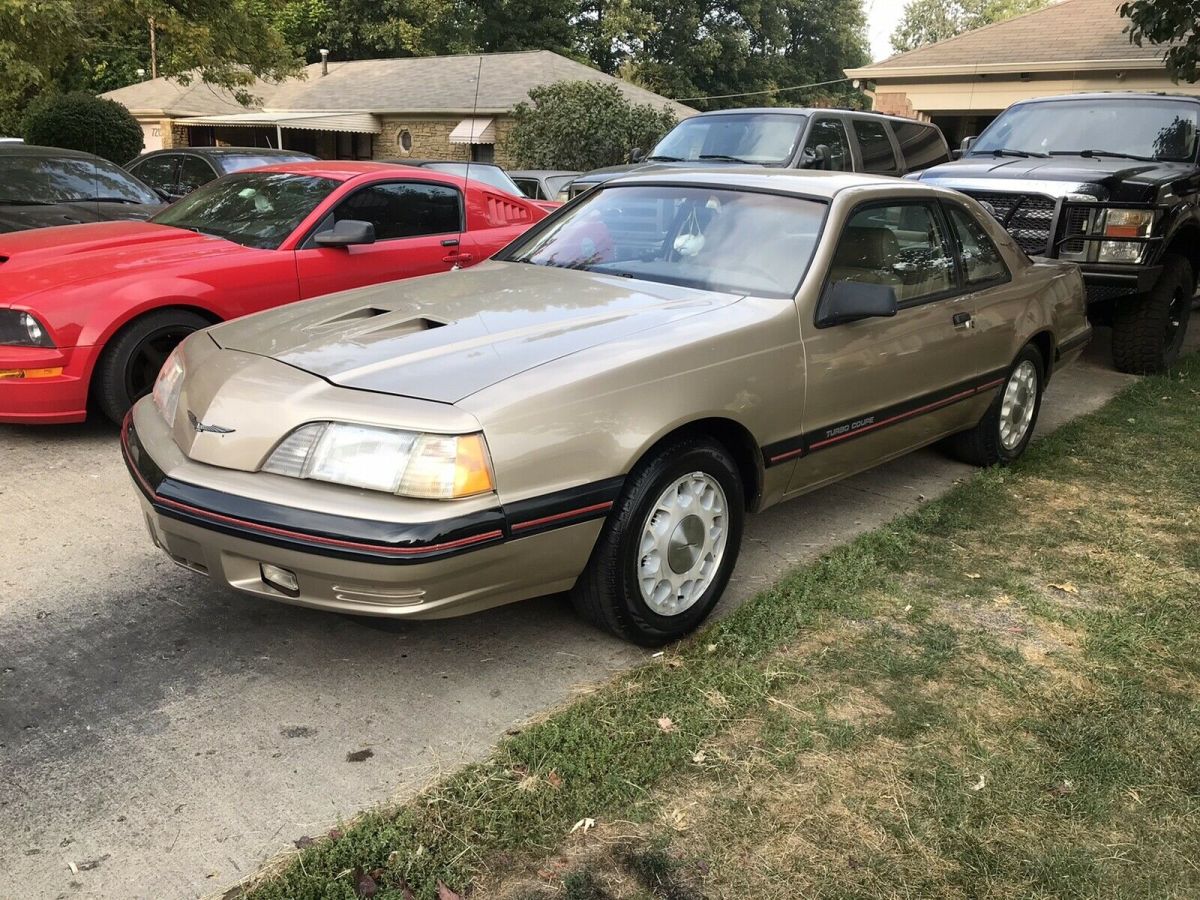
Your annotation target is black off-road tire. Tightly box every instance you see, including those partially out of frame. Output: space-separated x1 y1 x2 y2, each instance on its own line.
1111 254 1192 374
946 344 1045 467
570 437 745 646
93 309 209 423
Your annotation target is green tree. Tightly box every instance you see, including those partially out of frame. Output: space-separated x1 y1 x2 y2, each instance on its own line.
504 79 676 169
21 90 144 161
1120 0 1200 82
890 0 1047 54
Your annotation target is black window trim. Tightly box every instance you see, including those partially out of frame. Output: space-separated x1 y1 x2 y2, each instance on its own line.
816 197 966 328
938 199 1013 292
297 177 466 250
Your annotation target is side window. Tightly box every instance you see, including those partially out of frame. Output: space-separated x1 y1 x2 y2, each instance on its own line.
891 120 949 171
829 202 957 304
946 204 1009 286
331 182 461 240
851 120 899 175
128 155 178 192
512 178 543 199
805 118 851 171
176 156 217 195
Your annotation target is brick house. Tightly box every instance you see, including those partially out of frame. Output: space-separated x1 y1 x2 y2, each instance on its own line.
845 0 1190 146
103 50 693 166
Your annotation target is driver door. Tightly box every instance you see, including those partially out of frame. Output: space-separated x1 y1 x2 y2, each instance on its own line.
789 199 987 493
293 180 464 300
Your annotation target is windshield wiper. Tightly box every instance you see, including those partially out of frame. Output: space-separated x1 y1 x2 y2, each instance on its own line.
644 155 683 162
988 148 1049 158
1053 149 1154 162
62 196 143 204
699 154 751 163
0 198 57 205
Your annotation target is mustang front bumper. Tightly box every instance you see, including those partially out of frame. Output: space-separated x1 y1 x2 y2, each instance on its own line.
0 344 94 424
122 398 617 619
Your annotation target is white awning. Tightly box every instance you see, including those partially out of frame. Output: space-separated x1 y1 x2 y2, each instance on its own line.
448 117 496 144
175 111 381 134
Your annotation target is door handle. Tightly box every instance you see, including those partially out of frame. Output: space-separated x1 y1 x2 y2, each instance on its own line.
443 252 473 264
952 311 974 329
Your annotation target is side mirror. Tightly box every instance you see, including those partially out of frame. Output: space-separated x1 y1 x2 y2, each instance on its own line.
960 136 977 154
800 143 832 170
629 147 644 164
816 280 898 327
315 219 376 248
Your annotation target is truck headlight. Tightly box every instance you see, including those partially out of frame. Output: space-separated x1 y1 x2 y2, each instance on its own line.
262 423 496 499
0 310 54 347
152 347 185 424
1097 208 1154 263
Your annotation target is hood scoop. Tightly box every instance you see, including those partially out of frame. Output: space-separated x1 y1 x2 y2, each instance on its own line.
301 306 446 340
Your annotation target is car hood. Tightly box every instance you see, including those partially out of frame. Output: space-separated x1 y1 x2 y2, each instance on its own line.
0 200 161 234
0 221 245 304
917 155 1194 202
210 261 742 404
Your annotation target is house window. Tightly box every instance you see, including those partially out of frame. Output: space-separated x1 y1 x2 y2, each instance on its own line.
471 143 494 163
335 132 373 160
397 129 413 155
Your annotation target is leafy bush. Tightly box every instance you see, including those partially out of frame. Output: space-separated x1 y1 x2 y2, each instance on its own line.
505 80 677 171
22 92 143 163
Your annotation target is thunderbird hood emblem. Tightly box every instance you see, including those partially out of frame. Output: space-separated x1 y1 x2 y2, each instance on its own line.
188 410 236 434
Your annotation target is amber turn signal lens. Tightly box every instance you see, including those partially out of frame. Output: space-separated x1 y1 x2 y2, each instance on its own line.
0 366 64 380
453 433 496 497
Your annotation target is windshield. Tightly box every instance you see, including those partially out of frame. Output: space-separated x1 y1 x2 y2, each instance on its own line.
0 155 159 204
151 172 339 250
420 162 523 196
972 99 1200 162
500 184 824 298
218 153 315 174
650 114 808 165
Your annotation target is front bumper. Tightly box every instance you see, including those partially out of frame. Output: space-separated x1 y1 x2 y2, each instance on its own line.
0 344 94 424
122 400 619 619
1079 263 1162 303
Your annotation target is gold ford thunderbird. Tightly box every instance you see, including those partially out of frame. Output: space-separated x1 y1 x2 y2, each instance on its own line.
123 170 1090 645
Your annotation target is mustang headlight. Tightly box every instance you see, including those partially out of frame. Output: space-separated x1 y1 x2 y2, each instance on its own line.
1098 208 1155 263
152 347 185 424
262 422 496 499
0 310 54 347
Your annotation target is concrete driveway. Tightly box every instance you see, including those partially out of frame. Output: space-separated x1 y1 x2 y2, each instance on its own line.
0 329 1190 898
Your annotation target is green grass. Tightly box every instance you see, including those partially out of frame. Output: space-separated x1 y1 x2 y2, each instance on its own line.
239 356 1200 900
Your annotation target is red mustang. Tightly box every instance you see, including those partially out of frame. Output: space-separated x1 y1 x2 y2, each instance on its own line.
0 161 549 424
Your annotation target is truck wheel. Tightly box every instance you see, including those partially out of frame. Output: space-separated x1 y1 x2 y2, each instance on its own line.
946 344 1044 467
1111 254 1192 374
570 436 745 646
93 309 209 424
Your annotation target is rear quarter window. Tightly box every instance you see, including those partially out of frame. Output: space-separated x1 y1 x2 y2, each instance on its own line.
852 119 899 175
891 120 950 171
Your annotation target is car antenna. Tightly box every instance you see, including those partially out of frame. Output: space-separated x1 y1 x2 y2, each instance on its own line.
452 55 484 270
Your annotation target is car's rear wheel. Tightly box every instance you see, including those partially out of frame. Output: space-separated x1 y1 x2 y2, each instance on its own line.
93 309 209 424
946 343 1044 467
1111 254 1192 374
571 436 745 646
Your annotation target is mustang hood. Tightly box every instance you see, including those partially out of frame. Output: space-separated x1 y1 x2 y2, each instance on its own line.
210 262 742 404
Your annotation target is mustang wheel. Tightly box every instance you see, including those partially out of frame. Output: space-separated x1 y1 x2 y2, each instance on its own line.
571 436 745 646
946 344 1044 467
94 309 210 424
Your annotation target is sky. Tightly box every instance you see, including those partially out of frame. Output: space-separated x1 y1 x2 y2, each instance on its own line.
864 0 911 61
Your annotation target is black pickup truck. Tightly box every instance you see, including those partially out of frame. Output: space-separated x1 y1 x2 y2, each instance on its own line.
915 92 1199 373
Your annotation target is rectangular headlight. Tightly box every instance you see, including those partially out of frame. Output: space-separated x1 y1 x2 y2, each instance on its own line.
1097 209 1154 264
152 347 185 424
262 422 496 499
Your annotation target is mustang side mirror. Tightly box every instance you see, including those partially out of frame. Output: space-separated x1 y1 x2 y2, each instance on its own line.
817 280 899 327
800 143 832 170
315 219 376 248
629 147 644 164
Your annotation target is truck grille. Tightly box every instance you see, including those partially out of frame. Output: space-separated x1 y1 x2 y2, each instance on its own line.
963 191 1057 256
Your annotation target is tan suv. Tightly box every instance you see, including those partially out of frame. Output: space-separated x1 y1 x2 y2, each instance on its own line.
122 169 1090 645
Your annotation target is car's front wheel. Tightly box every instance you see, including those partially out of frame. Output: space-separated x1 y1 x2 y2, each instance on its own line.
1111 254 1192 374
946 343 1045 467
93 309 210 424
571 437 745 646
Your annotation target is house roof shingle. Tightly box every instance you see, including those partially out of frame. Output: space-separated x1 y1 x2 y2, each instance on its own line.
849 0 1172 76
104 50 694 119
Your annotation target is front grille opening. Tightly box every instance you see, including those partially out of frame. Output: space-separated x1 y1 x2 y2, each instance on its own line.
967 191 1056 256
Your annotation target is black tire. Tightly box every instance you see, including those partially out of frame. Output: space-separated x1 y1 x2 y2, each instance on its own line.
946 344 1045 467
570 437 745 646
93 309 209 424
1111 254 1192 374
